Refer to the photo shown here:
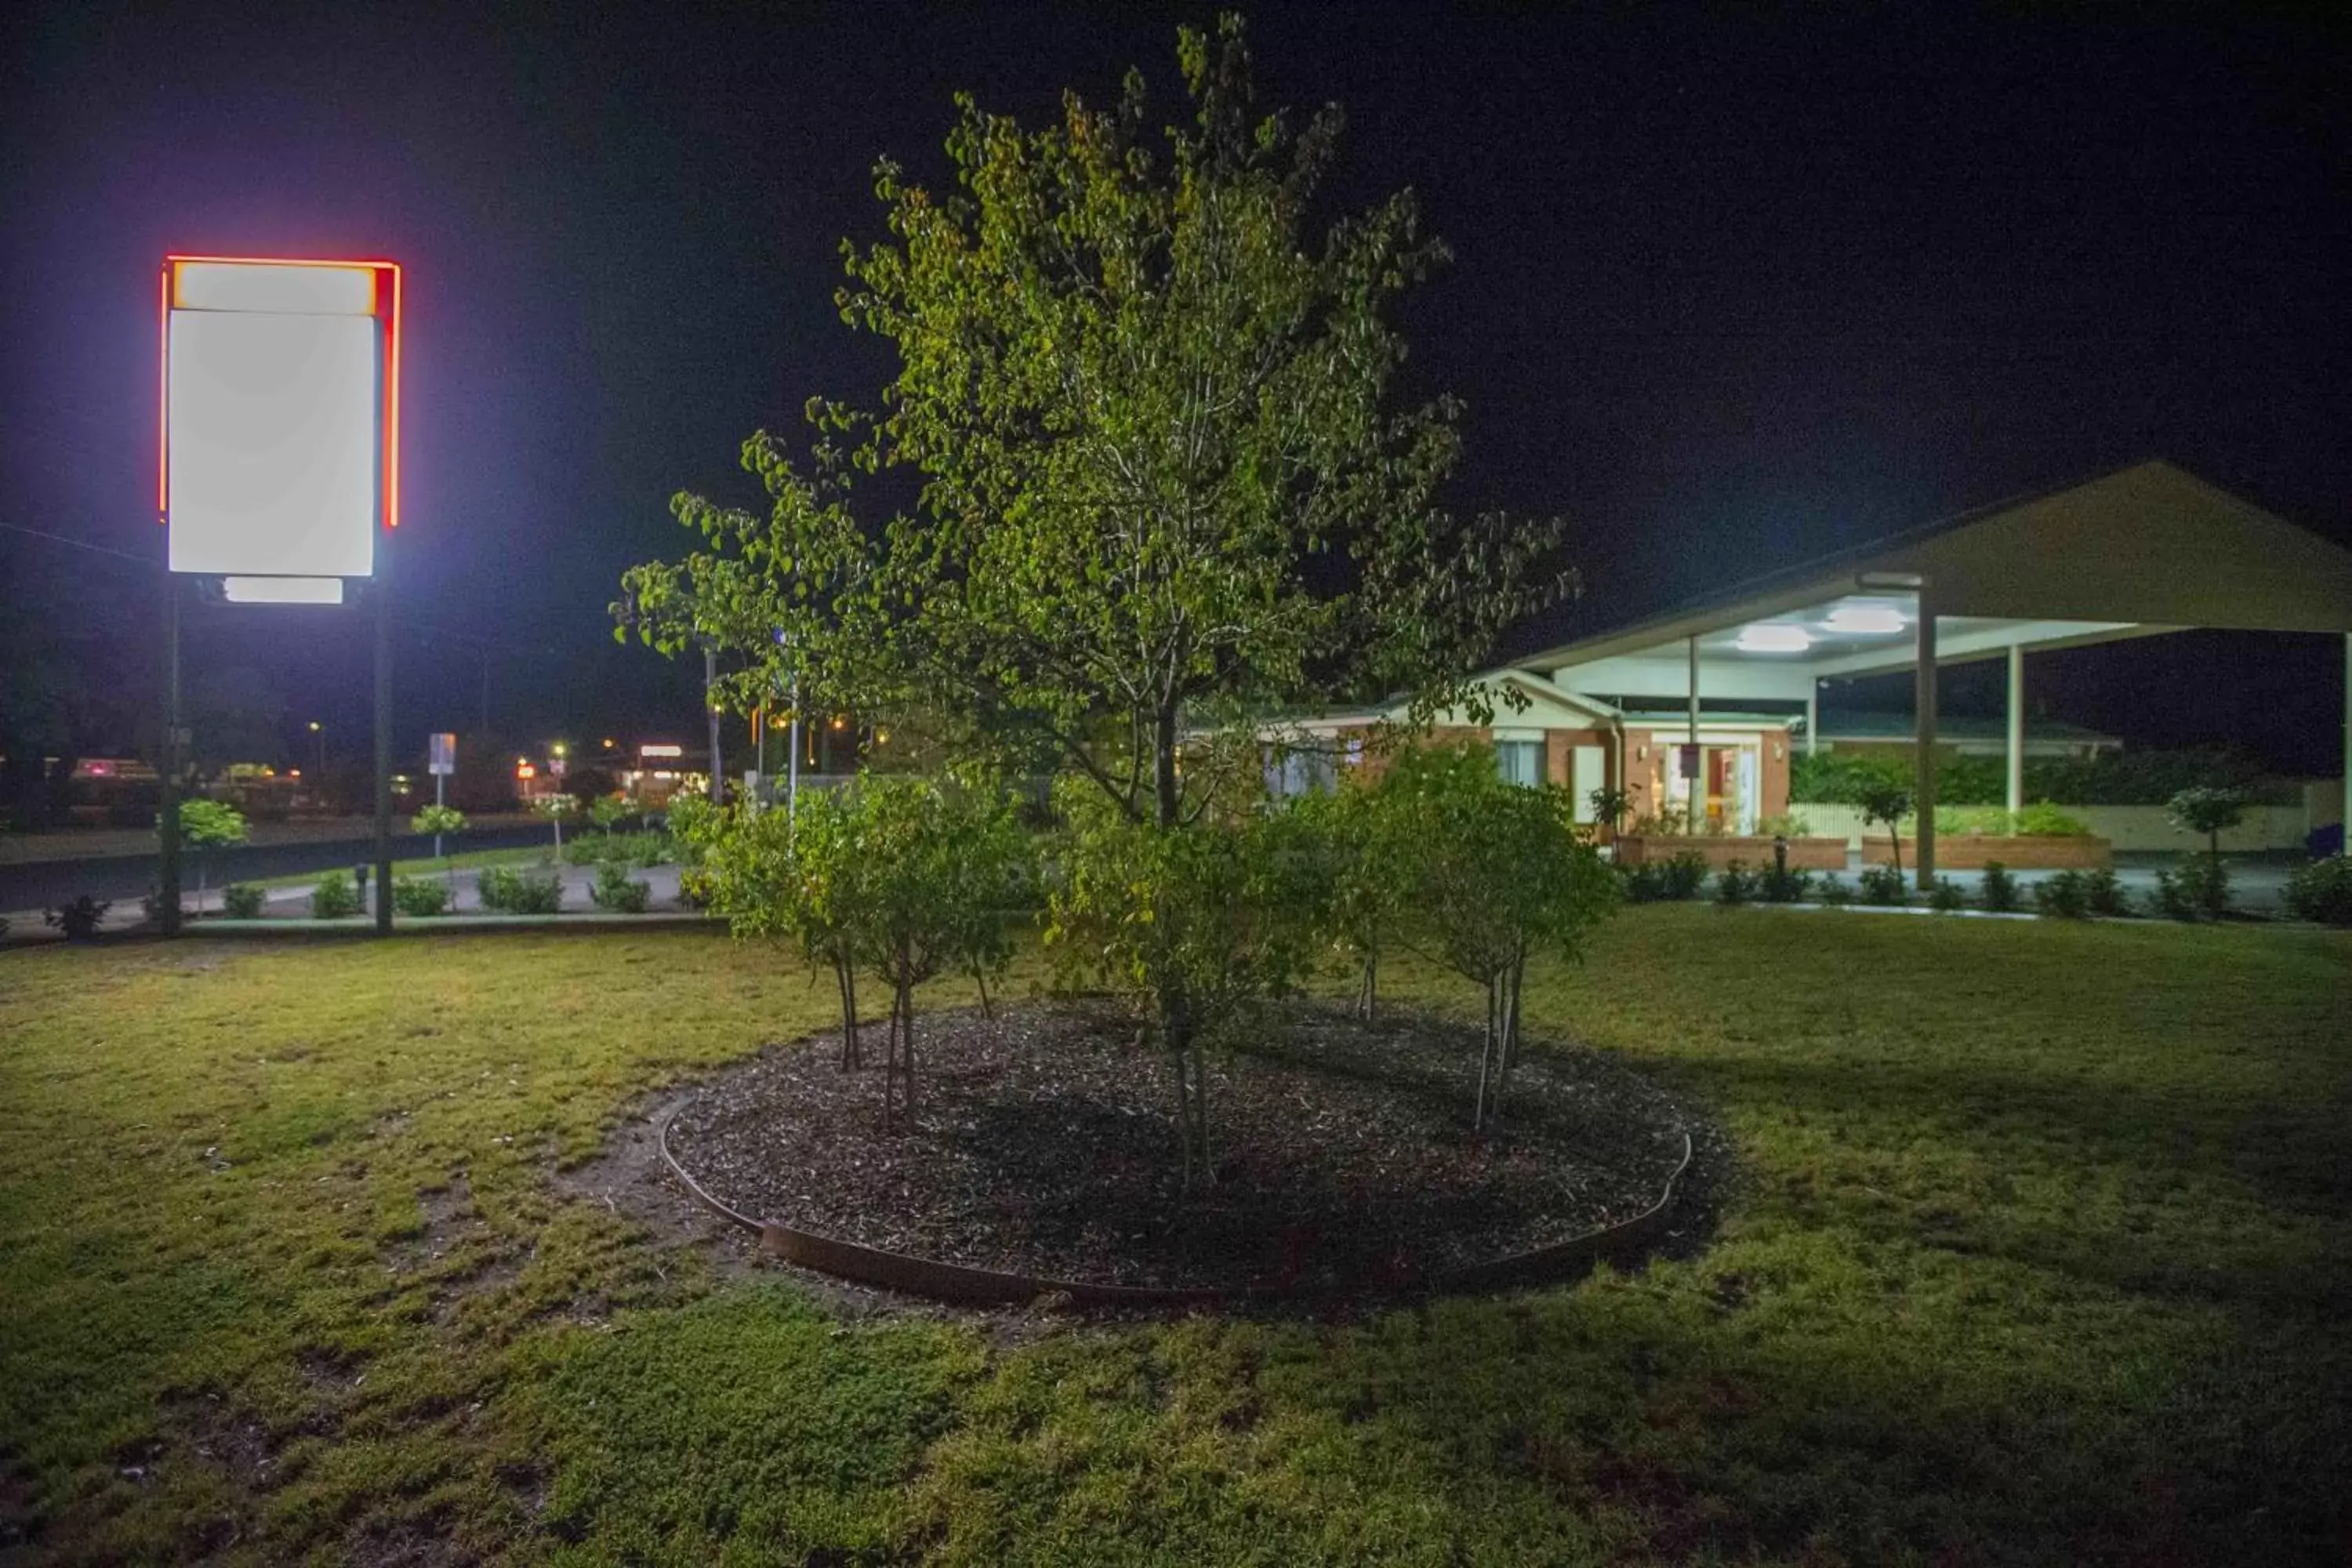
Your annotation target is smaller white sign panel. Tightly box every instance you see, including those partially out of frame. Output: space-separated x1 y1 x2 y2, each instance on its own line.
428 733 456 775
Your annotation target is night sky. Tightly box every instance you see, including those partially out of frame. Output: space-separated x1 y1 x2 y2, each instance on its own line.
4 3 2347 772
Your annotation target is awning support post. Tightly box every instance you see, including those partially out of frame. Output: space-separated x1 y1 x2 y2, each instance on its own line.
2342 633 2350 847
1806 684 1819 758
2005 642 2024 818
1915 592 1936 888
1686 634 1700 833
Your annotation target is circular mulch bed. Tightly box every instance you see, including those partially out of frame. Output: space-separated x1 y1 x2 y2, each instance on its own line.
663 1000 1698 1296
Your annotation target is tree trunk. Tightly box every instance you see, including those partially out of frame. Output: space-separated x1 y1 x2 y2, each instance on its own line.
837 958 861 1070
1474 975 1498 1133
1188 1040 1210 1183
1359 950 1378 1023
1170 1045 1193 1189
898 962 916 1117
974 966 993 1020
1152 702 1181 829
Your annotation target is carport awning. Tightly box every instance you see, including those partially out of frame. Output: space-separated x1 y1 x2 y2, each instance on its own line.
1514 461 2352 702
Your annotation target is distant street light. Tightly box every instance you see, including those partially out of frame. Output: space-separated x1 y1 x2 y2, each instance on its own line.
307 720 325 785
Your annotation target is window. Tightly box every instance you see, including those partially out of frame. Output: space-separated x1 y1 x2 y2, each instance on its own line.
1496 739 1544 788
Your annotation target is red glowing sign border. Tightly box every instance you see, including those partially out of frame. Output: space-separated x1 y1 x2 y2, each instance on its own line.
159 254 403 534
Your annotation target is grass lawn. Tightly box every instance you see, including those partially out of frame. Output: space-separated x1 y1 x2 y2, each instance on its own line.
245 846 555 892
2 909 2347 1563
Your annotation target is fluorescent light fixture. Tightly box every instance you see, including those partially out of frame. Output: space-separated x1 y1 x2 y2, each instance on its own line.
174 261 376 315
167 310 378 575
1823 603 1907 635
639 743 684 758
1734 623 1813 654
223 575 344 604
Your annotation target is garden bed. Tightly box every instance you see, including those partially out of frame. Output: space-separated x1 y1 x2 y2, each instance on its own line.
662 1000 1700 1296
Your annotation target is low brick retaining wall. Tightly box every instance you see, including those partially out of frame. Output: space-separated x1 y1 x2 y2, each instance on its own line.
1860 834 2112 869
1616 835 1847 871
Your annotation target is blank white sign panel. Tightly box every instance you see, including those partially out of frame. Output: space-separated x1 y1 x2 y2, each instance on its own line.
168 310 378 576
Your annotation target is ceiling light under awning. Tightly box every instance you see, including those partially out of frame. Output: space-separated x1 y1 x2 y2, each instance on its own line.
1734 623 1813 653
1824 603 1908 635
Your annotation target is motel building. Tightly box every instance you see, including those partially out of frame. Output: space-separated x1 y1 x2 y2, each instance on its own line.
1272 461 2352 884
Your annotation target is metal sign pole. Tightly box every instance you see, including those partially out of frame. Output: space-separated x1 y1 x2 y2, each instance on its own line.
374 571 394 934
158 574 184 935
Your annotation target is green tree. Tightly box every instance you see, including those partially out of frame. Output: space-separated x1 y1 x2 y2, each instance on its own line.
1587 785 1632 837
1857 779 1915 877
619 17 1571 1152
1294 775 1407 1022
2166 785 2246 858
411 803 469 895
1047 783 1331 1184
589 794 629 837
162 798 249 913
532 793 579 854
1381 744 1617 1132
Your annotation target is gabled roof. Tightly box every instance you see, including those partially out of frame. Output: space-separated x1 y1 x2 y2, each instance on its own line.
1515 461 2352 676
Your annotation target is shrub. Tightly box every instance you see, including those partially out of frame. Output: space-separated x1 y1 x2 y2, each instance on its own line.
1754 811 1813 839
392 877 451 916
590 862 651 913
2012 801 2092 837
1979 861 2020 913
310 874 362 920
1759 861 1813 903
479 864 564 914
1618 851 1708 904
1928 876 1966 913
563 830 672 868
2034 870 2089 919
2284 855 2352 926
1857 864 1910 906
221 884 265 919
45 895 111 940
2082 868 2130 917
2163 851 2230 921
1814 873 1852 906
141 887 182 926
1714 860 1756 906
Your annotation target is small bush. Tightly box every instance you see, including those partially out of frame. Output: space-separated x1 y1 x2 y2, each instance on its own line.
141 887 182 926
221 884 265 919
392 877 451 916
1759 862 1813 903
2013 801 2092 837
1714 860 1756 906
1620 851 1709 904
1814 873 1851 906
2165 852 2230 921
1979 861 2020 913
1857 865 1910 906
2034 870 2089 919
2082 867 2130 917
1754 811 1814 838
310 874 362 920
480 863 563 914
590 862 651 913
45 895 111 941
2284 854 2352 926
1928 876 1966 913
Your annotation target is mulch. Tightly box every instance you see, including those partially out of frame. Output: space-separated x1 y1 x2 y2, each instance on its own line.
663 997 1698 1293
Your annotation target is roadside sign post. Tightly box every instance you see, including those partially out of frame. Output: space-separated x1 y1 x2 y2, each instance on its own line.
159 253 402 935
428 732 456 858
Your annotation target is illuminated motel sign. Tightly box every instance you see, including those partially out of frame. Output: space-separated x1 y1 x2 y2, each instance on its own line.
161 256 401 602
